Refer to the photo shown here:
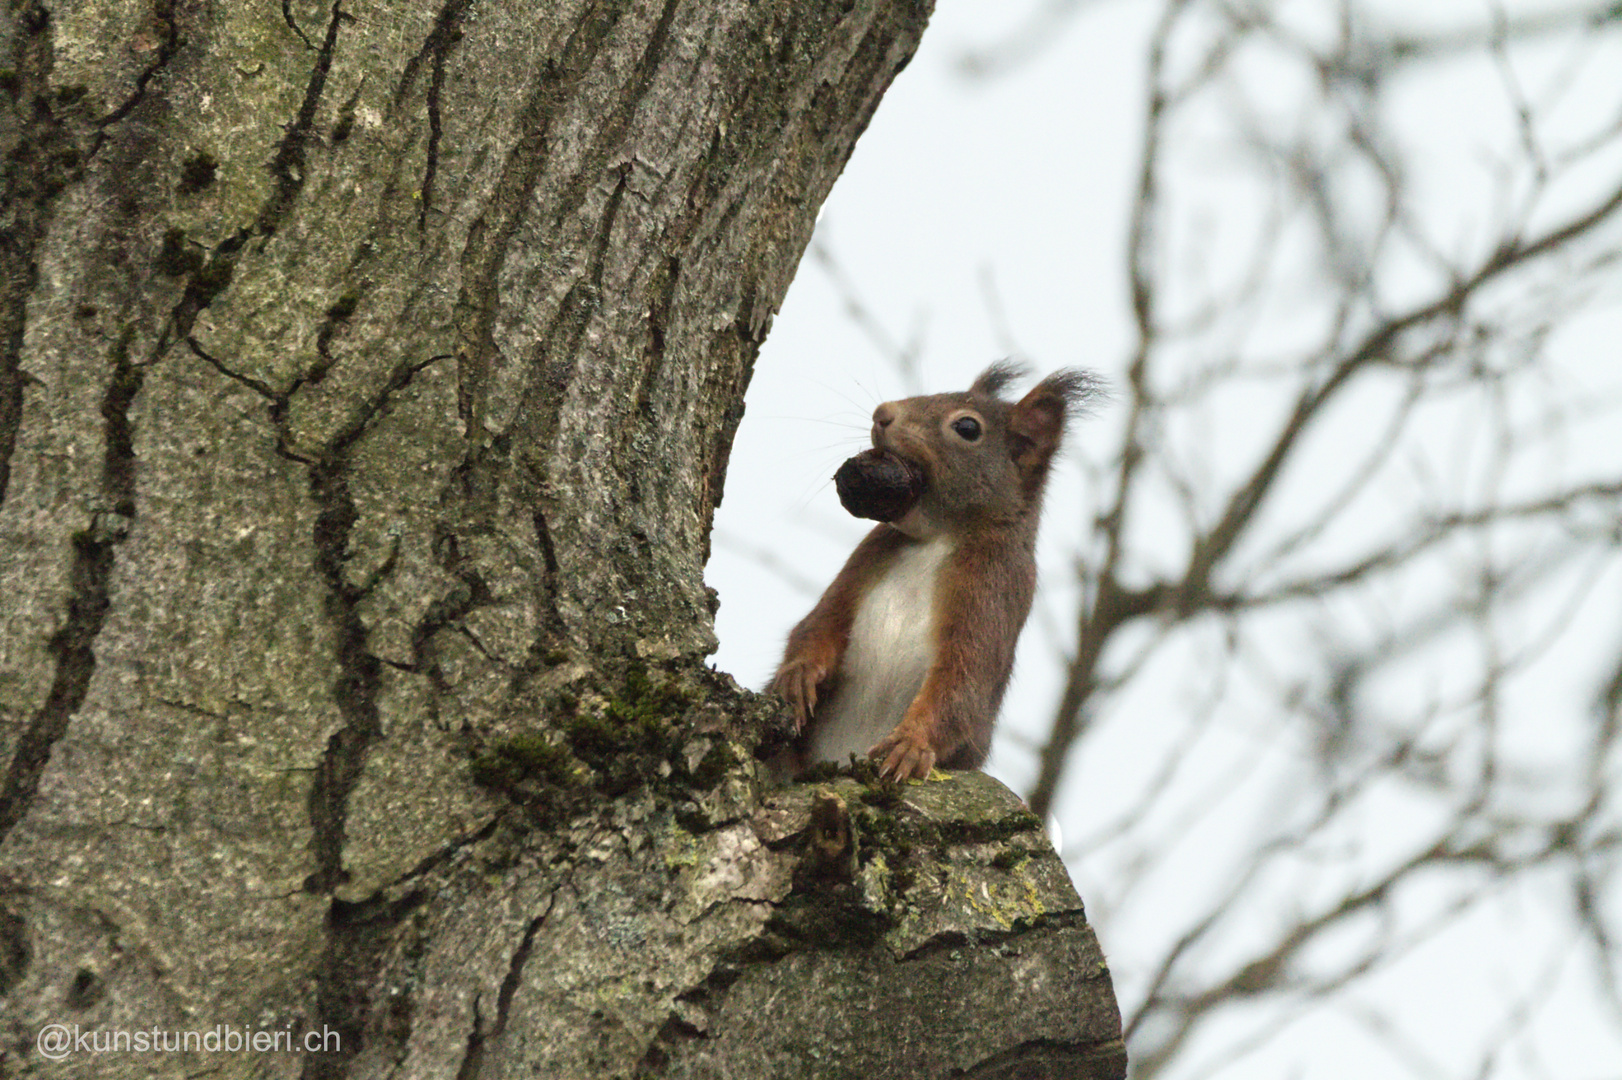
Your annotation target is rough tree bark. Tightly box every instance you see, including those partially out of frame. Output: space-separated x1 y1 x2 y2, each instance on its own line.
0 1 1123 1077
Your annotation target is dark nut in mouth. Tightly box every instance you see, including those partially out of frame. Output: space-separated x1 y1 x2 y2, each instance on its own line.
834 449 925 522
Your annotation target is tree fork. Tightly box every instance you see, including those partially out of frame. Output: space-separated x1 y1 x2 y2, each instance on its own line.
0 2 1122 1077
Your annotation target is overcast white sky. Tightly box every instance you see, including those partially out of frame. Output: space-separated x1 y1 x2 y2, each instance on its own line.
707 2 1622 1077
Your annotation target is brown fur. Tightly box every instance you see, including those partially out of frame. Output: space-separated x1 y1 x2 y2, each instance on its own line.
773 364 1099 780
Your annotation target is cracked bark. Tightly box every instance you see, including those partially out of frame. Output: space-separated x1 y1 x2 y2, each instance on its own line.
0 2 1121 1078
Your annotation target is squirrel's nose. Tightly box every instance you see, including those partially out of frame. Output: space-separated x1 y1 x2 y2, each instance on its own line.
871 403 896 444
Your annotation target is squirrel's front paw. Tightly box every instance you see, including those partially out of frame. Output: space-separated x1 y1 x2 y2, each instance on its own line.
770 657 830 732
869 726 937 781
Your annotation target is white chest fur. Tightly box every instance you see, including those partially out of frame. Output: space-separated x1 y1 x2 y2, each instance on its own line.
806 535 953 766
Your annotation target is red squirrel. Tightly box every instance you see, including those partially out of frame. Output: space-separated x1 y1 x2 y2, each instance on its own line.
772 362 1098 781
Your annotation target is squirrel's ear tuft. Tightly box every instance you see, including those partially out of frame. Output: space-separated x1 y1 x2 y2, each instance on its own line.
1007 369 1106 492
1034 368 1107 415
970 359 1029 399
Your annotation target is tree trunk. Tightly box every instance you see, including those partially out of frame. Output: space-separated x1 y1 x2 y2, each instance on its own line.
0 1 1123 1077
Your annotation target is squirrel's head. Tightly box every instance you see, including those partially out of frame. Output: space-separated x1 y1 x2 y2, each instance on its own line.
870 361 1101 537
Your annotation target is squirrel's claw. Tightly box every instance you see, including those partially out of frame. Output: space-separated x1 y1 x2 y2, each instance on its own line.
771 659 825 732
870 729 936 781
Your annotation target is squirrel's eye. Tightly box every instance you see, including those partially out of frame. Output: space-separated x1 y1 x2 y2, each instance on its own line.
951 416 982 442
